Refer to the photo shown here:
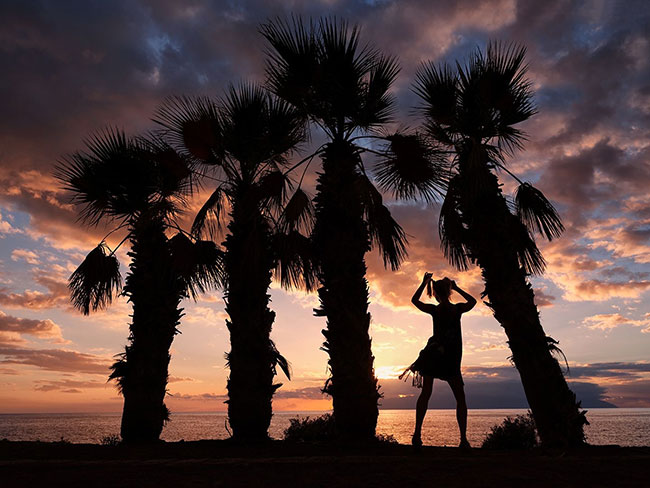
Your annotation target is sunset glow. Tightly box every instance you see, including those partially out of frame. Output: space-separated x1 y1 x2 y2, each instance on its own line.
1 0 649 416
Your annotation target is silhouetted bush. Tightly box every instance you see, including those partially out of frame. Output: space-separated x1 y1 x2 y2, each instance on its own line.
284 414 399 444
100 434 121 446
284 414 337 442
375 433 398 444
482 412 538 449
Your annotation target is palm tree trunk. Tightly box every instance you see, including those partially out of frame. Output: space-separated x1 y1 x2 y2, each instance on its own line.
459 167 587 447
114 215 182 443
225 191 277 440
312 140 380 439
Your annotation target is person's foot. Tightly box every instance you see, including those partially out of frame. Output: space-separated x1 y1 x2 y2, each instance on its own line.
459 439 471 449
411 434 423 448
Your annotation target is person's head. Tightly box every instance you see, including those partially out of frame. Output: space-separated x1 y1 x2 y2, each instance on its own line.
431 278 452 302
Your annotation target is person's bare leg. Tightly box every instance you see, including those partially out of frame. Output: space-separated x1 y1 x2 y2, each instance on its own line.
448 376 469 447
413 376 433 444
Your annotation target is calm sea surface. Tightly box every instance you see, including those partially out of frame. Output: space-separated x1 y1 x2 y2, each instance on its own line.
1 409 648 447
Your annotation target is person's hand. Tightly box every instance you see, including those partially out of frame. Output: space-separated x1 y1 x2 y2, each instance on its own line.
422 272 433 284
449 279 457 290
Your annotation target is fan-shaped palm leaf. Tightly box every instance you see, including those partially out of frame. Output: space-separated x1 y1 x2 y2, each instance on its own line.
56 128 158 225
356 173 408 271
278 188 314 234
510 214 546 275
374 132 448 202
191 187 226 239
261 16 320 114
69 243 122 315
153 95 223 163
438 177 471 271
515 182 564 241
413 61 458 135
169 232 226 299
273 230 317 291
255 168 291 211
262 16 397 139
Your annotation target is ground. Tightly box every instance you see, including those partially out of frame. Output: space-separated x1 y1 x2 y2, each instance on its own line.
1 440 648 487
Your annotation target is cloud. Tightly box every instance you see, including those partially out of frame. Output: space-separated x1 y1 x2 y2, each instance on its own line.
582 313 650 333
11 249 39 265
0 310 67 344
0 346 112 374
0 0 649 413
376 361 650 408
168 376 196 383
0 271 70 310
168 392 226 401
0 212 21 236
33 378 108 392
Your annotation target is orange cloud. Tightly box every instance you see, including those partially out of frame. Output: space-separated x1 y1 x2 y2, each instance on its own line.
0 310 67 344
582 313 650 333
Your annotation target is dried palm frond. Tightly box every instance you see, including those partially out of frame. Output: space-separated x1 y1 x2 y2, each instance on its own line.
515 182 564 241
69 243 122 315
356 173 408 271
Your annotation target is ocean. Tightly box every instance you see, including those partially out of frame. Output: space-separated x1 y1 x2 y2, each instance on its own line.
1 408 648 447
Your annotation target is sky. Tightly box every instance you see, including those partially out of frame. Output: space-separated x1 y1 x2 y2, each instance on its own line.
0 0 649 414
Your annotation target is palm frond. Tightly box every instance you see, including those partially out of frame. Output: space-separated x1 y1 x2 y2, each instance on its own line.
262 15 396 138
108 350 128 393
273 230 318 291
140 135 196 202
69 243 122 315
271 340 292 380
278 188 314 234
515 182 564 241
168 232 226 298
355 54 399 130
153 95 223 163
220 83 307 172
191 187 227 239
413 61 458 131
510 214 546 275
438 177 471 271
374 132 448 202
55 128 155 225
260 16 320 113
356 173 408 271
255 169 291 210
457 41 537 153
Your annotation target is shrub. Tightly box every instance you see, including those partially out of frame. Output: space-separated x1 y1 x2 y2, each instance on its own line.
100 434 121 446
284 414 336 442
284 414 399 444
375 433 398 444
482 411 538 449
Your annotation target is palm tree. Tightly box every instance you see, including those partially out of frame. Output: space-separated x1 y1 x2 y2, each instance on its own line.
411 42 587 446
154 84 316 440
57 130 223 443
260 17 446 438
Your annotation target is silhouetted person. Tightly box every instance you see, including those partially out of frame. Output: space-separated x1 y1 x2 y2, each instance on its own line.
400 273 476 448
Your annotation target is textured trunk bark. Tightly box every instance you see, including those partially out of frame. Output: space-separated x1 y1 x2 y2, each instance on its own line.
312 140 379 439
225 189 277 440
458 164 586 447
117 215 182 443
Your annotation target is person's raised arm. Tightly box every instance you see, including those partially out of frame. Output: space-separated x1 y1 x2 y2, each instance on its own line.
451 280 476 313
412 272 435 313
